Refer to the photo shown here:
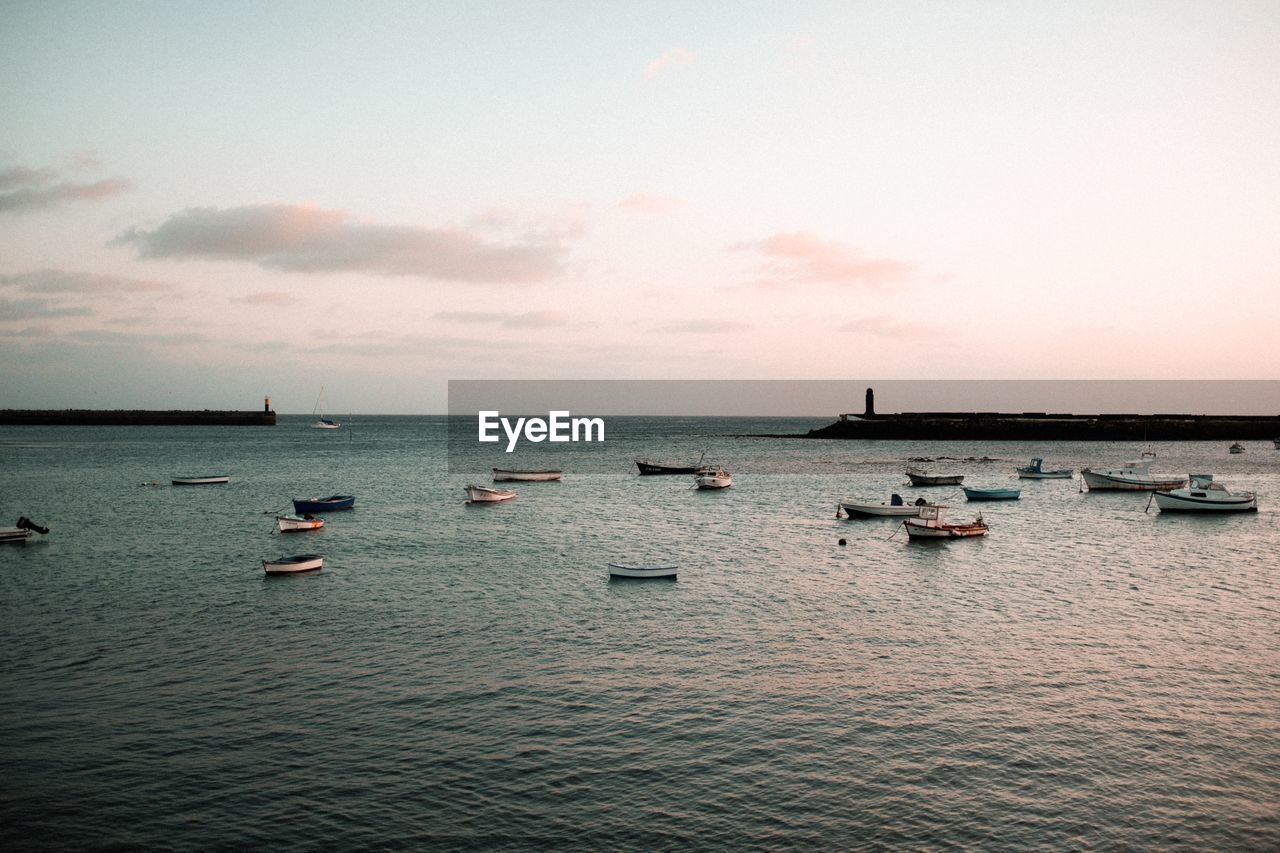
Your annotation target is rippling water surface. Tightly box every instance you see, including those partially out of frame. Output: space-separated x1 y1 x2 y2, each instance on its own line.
2 417 1278 849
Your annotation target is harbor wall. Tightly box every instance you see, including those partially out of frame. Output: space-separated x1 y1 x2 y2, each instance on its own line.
0 409 277 426
805 413 1280 441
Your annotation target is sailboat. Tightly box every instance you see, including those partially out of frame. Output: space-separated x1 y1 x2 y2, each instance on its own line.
310 387 341 429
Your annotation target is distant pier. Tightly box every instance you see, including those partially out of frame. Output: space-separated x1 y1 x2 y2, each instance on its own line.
0 409 277 426
794 387 1280 441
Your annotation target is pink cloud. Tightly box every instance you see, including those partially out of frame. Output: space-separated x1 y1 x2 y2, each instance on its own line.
618 193 683 215
116 203 569 283
0 269 175 295
233 291 296 306
644 47 696 80
0 171 132 213
735 232 914 289
838 315 943 339
434 310 569 328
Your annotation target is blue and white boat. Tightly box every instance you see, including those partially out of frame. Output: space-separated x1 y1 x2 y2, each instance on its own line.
1015 458 1073 479
962 486 1021 501
292 495 355 513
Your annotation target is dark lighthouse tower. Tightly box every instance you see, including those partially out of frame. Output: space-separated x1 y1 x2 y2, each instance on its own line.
864 387 875 418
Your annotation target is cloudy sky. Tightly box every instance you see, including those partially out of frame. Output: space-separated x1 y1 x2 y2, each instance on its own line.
2 0 1278 413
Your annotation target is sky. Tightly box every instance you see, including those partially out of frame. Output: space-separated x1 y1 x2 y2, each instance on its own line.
2 0 1279 414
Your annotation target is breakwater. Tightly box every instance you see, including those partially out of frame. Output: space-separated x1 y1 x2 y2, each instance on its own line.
802 411 1280 441
0 409 277 426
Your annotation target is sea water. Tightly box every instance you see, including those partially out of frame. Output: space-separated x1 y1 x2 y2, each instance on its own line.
2 416 1278 849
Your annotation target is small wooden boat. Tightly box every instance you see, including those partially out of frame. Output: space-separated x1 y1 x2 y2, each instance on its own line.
492 468 563 482
962 486 1021 501
1081 455 1184 491
292 495 355 513
839 494 926 518
1153 475 1257 513
1228 442 1244 454
465 484 517 503
903 505 988 539
172 475 230 485
1 517 49 543
906 466 963 486
263 554 323 574
276 514 326 532
1015 458 1073 479
694 466 732 489
608 562 677 579
636 456 703 475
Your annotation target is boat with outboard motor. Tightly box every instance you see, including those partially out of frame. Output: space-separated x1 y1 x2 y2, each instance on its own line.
1015 458 1073 479
1153 474 1257 513
0 516 49 544
839 494 926 518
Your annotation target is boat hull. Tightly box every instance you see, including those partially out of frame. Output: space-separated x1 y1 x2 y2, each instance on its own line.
276 515 326 532
906 473 964 486
608 562 677 579
465 485 517 503
903 519 989 539
292 495 355 513
695 476 732 489
0 528 33 543
1016 469 1073 479
172 476 230 485
263 555 323 574
637 461 699 475
1153 492 1257 512
492 469 563 482
841 503 921 517
1081 471 1185 491
962 487 1020 501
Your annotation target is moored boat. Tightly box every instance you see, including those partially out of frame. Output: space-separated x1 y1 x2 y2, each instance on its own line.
903 505 988 539
276 514 326 532
492 468 563 482
962 486 1021 501
1081 455 1184 491
839 494 926 517
309 386 340 429
637 452 705 475
465 484 517 503
694 466 732 489
1 517 50 544
263 554 323 574
906 466 964 486
292 495 356 513
1015 458 1073 479
1229 442 1244 454
172 475 230 485
1153 474 1257 513
608 562 678 579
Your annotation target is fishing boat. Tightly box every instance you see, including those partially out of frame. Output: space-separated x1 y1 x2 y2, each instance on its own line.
492 468 563 482
1153 475 1257 513
0 517 49 544
310 386 340 429
608 562 678 579
636 452 705 475
962 486 1021 501
172 475 230 485
1015 458 1073 479
903 505 988 539
292 495 356 513
276 514 326 532
1080 455 1185 491
839 494 927 518
1229 442 1244 454
694 466 732 489
263 554 323 574
465 485 517 503
905 466 964 486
